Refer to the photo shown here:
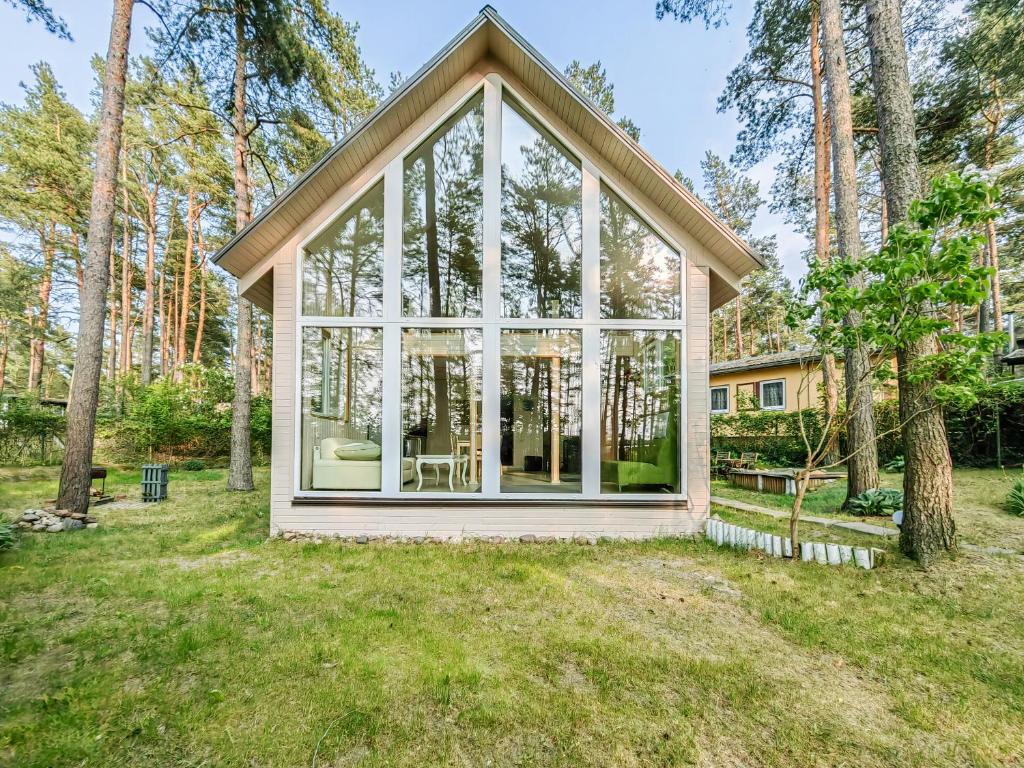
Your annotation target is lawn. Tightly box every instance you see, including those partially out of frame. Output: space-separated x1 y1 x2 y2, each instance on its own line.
712 468 1024 551
2 467 1024 767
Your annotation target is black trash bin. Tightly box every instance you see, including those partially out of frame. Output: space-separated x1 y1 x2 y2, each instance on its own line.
141 463 169 502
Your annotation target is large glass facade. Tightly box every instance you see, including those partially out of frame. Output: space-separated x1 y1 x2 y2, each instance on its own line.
303 181 384 317
500 330 582 492
402 94 484 318
600 330 681 493
297 83 687 500
401 328 482 493
500 98 582 318
300 327 384 491
600 185 681 320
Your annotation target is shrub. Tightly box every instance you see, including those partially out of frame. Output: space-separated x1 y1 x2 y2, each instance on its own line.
181 458 206 471
1006 477 1024 517
0 520 17 552
0 396 66 465
883 455 905 472
847 488 903 517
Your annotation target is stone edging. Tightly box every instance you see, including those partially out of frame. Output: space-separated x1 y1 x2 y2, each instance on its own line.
705 518 885 569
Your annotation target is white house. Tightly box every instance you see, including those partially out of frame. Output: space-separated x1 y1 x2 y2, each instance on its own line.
213 6 762 540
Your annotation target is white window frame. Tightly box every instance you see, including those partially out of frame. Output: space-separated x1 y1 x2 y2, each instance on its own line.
292 74 688 501
758 379 786 411
710 385 729 414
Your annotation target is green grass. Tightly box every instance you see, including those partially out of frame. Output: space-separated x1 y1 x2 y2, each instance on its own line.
2 467 1024 766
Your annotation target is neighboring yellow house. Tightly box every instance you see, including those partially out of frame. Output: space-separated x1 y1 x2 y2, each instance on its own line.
709 348 897 415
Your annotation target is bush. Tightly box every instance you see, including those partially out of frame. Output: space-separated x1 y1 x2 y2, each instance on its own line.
0 396 66 466
181 458 206 471
847 488 903 517
1006 477 1024 517
883 455 905 472
0 520 17 552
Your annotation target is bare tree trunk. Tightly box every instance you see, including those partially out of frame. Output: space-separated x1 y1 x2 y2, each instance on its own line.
0 323 8 396
58 0 134 514
118 180 133 377
158 262 168 377
140 186 157 384
175 188 195 381
821 0 879 501
192 214 207 364
228 5 254 491
733 295 743 359
811 8 840 426
866 0 956 564
107 243 118 381
28 227 55 392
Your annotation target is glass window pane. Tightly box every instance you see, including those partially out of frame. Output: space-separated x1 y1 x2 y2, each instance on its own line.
600 330 681 493
760 381 784 409
402 94 484 317
711 387 728 413
401 328 482 493
302 181 384 317
300 327 384 491
500 329 582 492
501 99 582 318
600 186 681 319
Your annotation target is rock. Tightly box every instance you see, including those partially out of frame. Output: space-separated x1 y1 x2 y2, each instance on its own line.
83 516 97 524
519 534 537 544
86 523 99 529
413 536 425 544
355 535 369 544
21 511 39 522
46 523 63 533
53 509 71 518
62 519 85 531
574 535 597 546
70 512 87 520
17 521 32 529
283 531 296 540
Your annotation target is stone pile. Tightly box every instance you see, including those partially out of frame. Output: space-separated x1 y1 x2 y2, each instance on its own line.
278 530 601 545
15 508 98 533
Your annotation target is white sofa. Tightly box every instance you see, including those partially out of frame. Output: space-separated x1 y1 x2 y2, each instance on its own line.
312 437 414 490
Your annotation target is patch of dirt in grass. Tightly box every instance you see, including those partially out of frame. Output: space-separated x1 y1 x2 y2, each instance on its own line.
581 554 949 766
171 550 254 570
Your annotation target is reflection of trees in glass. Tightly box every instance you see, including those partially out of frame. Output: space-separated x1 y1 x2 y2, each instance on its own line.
303 181 384 316
499 331 582 487
302 327 383 434
402 329 481 458
402 95 484 318
501 100 582 318
601 331 679 491
600 187 680 319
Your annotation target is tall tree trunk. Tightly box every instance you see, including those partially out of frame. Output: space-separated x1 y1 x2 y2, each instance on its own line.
58 0 134 514
192 214 207 364
175 189 195 381
228 5 254 491
158 262 168 377
118 179 133 377
821 0 880 500
810 6 839 425
28 225 55 392
733 295 743 359
866 0 955 564
141 186 157 384
107 243 118 381
0 322 8 396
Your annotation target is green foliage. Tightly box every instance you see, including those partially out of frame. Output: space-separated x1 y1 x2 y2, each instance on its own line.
847 488 904 517
1006 476 1024 516
883 455 906 473
0 396 66 465
794 173 1004 410
181 458 206 471
98 367 271 463
712 408 826 465
0 518 17 551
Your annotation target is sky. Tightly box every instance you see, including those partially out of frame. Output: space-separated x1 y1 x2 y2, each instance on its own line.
0 0 811 284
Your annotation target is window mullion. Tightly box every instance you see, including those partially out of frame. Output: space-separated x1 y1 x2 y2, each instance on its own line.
481 74 502 495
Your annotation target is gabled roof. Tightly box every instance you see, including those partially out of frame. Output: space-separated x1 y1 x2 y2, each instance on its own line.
710 347 818 376
214 5 762 309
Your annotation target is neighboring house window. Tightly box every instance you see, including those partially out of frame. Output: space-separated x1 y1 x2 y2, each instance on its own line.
736 382 757 411
759 379 785 410
710 386 729 414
